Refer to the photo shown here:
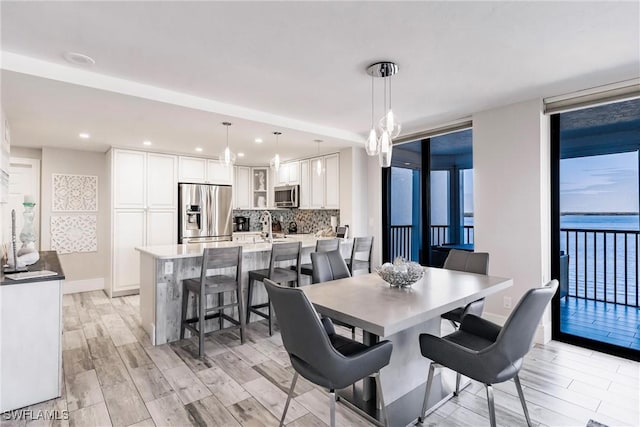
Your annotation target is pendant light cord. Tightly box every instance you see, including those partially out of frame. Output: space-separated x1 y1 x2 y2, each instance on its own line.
371 72 375 127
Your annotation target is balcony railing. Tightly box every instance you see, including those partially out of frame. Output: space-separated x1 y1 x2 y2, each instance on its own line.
561 228 638 307
390 225 412 260
430 225 475 246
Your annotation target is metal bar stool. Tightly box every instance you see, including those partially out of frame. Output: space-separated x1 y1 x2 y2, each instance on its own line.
246 241 302 335
345 236 374 275
180 246 244 357
296 238 340 277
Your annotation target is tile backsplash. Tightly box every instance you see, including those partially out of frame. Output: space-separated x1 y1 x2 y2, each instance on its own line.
233 209 340 233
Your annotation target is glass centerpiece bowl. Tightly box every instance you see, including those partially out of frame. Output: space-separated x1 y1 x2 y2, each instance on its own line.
376 257 424 288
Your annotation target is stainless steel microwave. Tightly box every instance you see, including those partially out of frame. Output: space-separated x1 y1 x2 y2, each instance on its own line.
274 185 299 208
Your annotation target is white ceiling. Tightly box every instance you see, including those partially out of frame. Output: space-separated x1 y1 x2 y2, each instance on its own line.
1 1 638 163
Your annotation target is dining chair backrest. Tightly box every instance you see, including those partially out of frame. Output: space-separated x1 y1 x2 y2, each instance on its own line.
443 249 489 275
311 250 351 284
199 246 242 284
315 238 340 253
350 236 374 263
263 279 343 376
268 241 302 276
492 280 558 364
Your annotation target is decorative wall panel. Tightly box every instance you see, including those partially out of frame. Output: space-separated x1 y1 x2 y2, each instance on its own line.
50 215 97 254
52 174 98 212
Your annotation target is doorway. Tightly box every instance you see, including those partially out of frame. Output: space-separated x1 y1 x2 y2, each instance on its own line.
551 98 640 358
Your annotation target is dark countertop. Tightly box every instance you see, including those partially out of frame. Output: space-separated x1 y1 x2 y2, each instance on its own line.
0 251 65 286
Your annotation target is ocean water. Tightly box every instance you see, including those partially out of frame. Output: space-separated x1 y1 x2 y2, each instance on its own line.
560 214 639 306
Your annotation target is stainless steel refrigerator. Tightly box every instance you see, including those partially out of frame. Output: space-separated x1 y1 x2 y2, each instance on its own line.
178 183 233 244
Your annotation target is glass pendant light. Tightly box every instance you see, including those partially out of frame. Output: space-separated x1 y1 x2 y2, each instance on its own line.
379 129 392 167
365 61 399 167
378 74 401 139
222 122 235 167
365 73 379 156
272 132 281 172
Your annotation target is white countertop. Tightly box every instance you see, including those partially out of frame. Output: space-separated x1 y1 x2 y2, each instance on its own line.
136 235 350 259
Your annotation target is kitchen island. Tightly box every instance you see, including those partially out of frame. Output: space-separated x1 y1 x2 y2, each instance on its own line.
136 235 352 345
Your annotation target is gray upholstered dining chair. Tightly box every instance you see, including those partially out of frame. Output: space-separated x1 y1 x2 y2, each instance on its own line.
264 278 393 427
297 238 340 278
418 280 559 427
311 250 356 339
441 249 490 327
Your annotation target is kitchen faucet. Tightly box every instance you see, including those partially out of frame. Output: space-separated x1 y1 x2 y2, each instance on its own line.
260 210 273 243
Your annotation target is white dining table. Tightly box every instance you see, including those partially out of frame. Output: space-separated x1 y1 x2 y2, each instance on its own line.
302 267 512 427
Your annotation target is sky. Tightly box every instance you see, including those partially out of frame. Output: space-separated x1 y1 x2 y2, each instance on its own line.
560 151 639 213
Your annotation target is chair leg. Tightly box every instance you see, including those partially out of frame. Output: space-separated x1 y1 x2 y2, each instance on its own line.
485 384 497 427
180 285 189 340
279 372 298 427
198 294 206 358
418 363 436 423
236 285 246 344
268 298 273 336
246 278 254 324
454 372 461 396
514 374 532 427
329 389 336 427
218 292 224 330
351 326 356 341
373 372 388 427
449 320 459 330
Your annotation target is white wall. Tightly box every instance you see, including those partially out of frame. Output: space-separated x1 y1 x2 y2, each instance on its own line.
473 98 552 342
41 147 109 293
339 147 370 239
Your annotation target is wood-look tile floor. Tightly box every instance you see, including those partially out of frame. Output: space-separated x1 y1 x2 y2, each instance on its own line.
2 291 638 427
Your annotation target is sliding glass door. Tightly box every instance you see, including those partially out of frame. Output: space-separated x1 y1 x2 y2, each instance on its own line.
551 98 640 359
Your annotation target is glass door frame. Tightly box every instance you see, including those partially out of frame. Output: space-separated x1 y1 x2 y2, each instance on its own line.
382 138 432 265
550 114 640 361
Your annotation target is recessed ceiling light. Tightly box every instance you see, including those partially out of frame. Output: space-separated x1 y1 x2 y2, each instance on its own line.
195 147 203 152
404 162 411 166
63 52 96 67
254 138 263 144
143 140 152 146
237 152 245 157
78 133 90 139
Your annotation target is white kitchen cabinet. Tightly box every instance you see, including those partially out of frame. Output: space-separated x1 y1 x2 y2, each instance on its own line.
178 156 233 185
207 159 233 185
147 153 178 209
114 150 145 209
1 277 62 412
234 166 251 209
324 154 340 209
300 154 339 209
276 161 300 186
113 210 146 294
252 167 269 209
309 159 325 209
146 210 176 246
178 156 207 183
299 159 310 209
110 149 178 297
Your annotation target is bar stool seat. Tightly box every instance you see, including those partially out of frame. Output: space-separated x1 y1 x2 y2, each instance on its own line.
247 241 302 336
180 246 244 357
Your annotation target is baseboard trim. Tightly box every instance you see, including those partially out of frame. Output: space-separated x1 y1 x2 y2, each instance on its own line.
482 311 551 344
63 278 105 295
